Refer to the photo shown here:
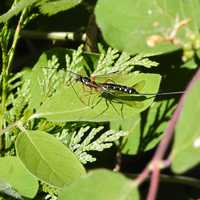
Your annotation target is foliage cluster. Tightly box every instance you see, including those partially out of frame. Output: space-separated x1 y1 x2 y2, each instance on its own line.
0 0 200 200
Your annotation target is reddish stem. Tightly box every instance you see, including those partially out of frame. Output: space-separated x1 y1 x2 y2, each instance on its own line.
147 161 160 200
135 68 200 200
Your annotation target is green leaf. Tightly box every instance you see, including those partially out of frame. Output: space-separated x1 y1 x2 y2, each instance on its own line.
95 0 200 55
15 130 86 188
171 79 200 173
58 169 139 200
0 0 82 23
39 0 82 16
121 100 176 155
0 156 38 198
0 0 39 23
31 73 161 122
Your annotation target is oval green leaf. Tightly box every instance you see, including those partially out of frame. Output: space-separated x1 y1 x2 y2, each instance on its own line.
95 0 200 55
0 156 38 198
59 169 139 200
171 79 200 173
15 130 86 188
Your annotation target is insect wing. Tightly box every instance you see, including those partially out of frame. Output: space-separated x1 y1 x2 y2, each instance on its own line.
131 80 146 93
100 91 145 108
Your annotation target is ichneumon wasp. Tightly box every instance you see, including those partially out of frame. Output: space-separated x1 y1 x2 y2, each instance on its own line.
41 66 185 118
67 69 186 118
65 69 185 96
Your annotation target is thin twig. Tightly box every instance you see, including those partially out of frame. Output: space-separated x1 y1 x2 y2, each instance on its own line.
147 161 160 200
0 121 19 136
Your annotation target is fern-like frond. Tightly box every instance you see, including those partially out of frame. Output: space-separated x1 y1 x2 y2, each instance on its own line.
8 71 25 91
65 44 84 72
91 47 158 77
41 182 58 200
56 126 128 164
40 55 66 99
92 48 119 76
7 78 30 122
129 54 158 68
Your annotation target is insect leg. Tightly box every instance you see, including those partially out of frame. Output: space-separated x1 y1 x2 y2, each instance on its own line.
109 101 121 117
71 83 88 106
93 98 110 118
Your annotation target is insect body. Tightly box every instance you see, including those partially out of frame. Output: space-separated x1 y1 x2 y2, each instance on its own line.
100 82 138 94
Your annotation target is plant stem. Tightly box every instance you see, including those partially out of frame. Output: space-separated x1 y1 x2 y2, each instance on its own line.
0 121 19 136
0 30 8 152
0 8 28 152
6 8 28 74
